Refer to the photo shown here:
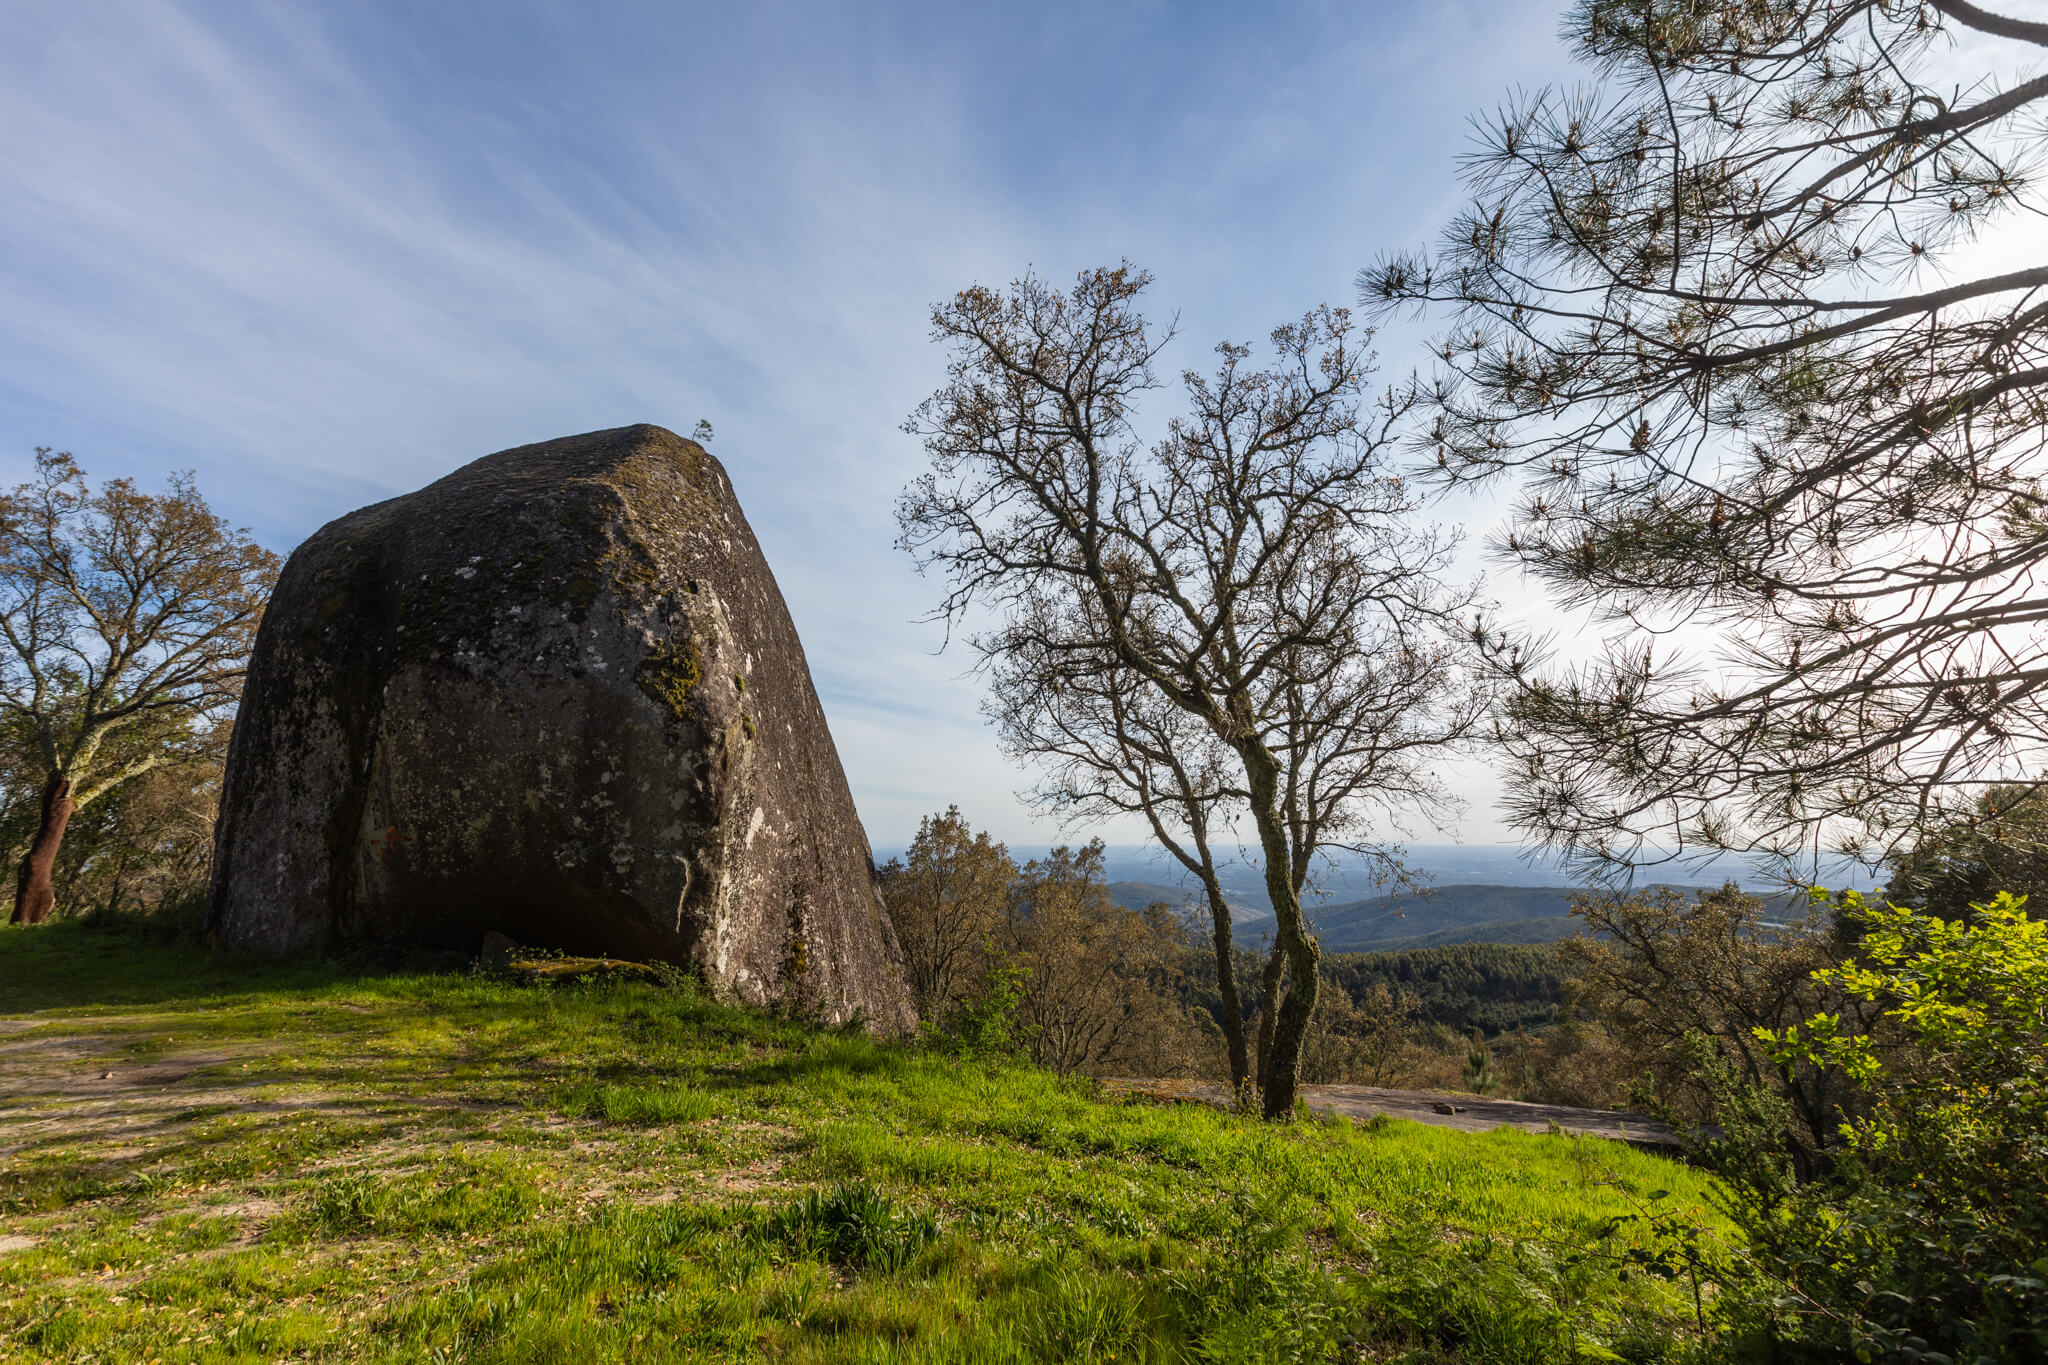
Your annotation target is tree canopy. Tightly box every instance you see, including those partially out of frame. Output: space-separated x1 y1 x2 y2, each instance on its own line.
1362 0 2048 878
0 450 276 922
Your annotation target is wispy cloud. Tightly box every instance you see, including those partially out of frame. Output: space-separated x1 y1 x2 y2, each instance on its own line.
0 0 1574 844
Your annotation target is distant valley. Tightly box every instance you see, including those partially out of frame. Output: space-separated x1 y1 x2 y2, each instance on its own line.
1106 880 1580 953
1107 878 1831 954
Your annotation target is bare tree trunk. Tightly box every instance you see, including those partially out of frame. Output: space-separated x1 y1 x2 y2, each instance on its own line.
1241 750 1322 1119
1261 928 1321 1119
1199 872 1251 1092
1254 939 1286 1092
11 773 74 925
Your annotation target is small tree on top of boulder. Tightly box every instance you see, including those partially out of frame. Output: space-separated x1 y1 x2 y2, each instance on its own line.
0 449 278 924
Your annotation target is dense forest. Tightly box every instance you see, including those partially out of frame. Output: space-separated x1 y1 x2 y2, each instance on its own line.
1324 943 1571 1035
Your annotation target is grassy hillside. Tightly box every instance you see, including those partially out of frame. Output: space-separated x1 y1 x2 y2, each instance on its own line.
1 917 1726 1363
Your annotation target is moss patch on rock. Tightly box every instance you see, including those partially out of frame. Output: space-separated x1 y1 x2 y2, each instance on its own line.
636 639 704 721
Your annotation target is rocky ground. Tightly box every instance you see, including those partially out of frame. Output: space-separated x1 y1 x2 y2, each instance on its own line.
1106 1078 1681 1149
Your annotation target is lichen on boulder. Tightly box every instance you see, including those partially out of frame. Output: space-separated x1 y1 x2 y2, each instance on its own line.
207 424 916 1032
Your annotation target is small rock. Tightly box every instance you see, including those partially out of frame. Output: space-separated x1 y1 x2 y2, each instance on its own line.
1431 1102 1466 1115
506 956 666 986
480 932 520 971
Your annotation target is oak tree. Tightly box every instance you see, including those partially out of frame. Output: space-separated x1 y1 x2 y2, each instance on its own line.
877 806 1017 1018
0 450 277 923
1002 842 1196 1077
899 267 1482 1116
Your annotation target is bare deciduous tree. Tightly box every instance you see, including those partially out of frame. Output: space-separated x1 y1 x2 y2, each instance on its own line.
0 711 230 921
1361 0 2048 877
0 450 278 923
898 266 1482 1116
1562 884 1878 1168
1299 977 1418 1087
884 816 1204 1075
988 654 1259 1088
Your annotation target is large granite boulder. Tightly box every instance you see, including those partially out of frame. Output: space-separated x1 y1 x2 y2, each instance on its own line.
208 424 915 1032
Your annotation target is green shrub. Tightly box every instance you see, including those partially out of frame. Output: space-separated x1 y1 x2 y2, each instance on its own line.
773 1182 940 1273
1706 892 2048 1362
922 959 1030 1061
1357 1222 1581 1363
1461 1027 1501 1095
1165 1188 1344 1363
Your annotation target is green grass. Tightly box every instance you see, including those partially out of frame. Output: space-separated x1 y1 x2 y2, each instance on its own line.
0 914 1734 1362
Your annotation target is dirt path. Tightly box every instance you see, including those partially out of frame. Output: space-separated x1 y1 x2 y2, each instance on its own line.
0 1014 1681 1154
0 1018 359 1162
1108 1078 1681 1149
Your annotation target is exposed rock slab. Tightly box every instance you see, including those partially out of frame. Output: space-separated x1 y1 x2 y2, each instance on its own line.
1106 1078 1681 1148
208 424 915 1031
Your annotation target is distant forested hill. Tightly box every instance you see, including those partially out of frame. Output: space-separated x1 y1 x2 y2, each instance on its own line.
1305 885 1577 952
1106 881 1270 927
1347 916 1581 953
1106 881 1202 912
1324 942 1575 1034
1113 877 1814 956
1113 881 1578 952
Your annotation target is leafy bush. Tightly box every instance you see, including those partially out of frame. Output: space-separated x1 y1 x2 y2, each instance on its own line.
1358 1232 1583 1365
1737 892 2048 1362
1564 883 1872 1153
921 957 1029 1061
1668 892 2048 1363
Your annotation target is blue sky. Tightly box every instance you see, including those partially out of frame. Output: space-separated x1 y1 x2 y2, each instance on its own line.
0 0 1579 846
